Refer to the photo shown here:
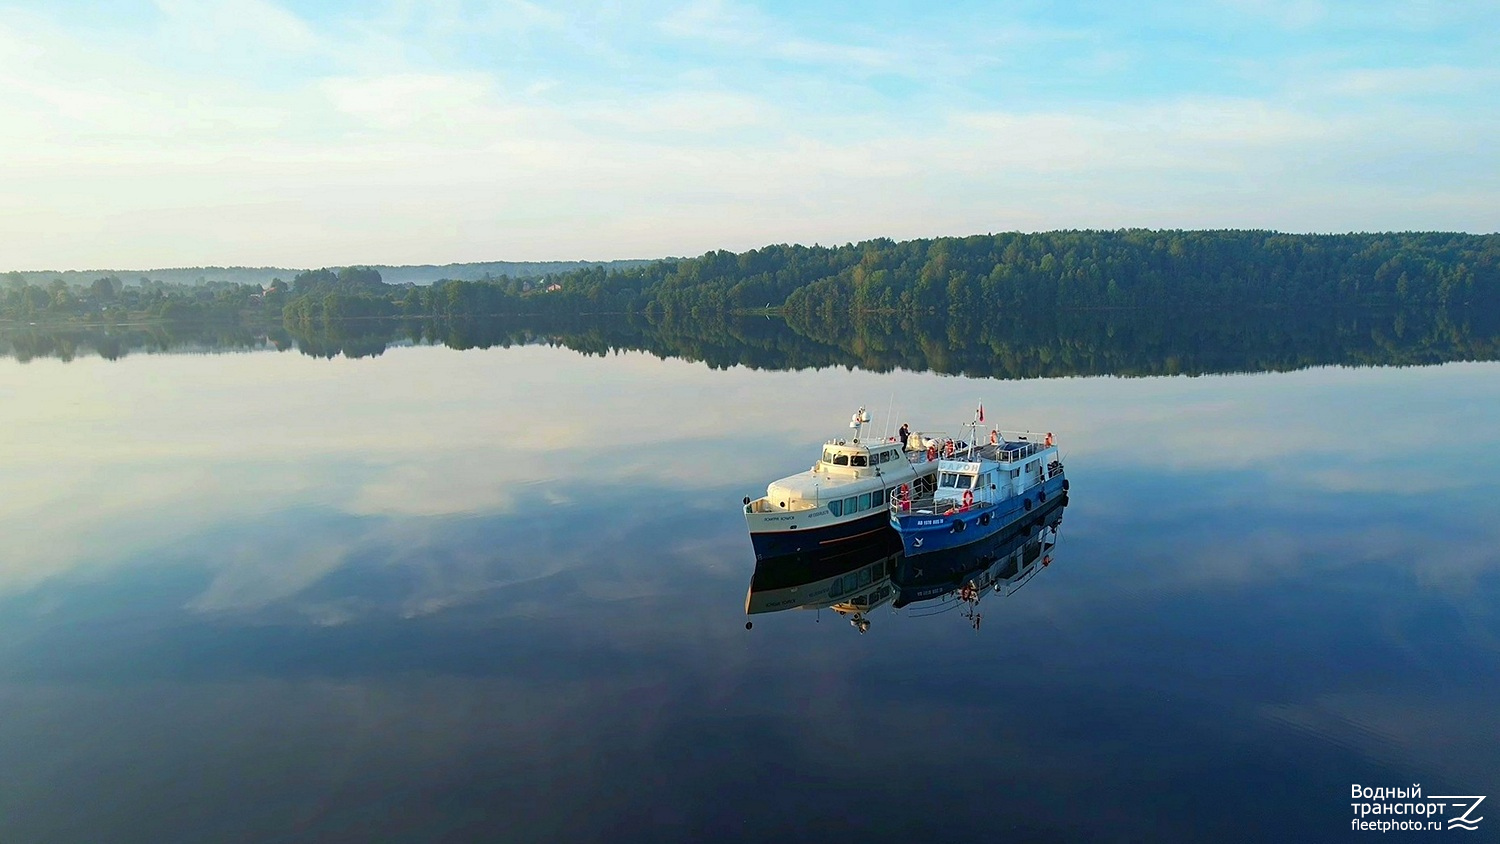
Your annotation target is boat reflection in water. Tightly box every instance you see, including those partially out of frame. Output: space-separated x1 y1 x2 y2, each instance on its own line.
746 495 1067 633
744 529 903 633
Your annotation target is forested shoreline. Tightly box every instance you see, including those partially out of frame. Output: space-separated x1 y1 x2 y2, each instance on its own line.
279 231 1500 327
5 231 1498 331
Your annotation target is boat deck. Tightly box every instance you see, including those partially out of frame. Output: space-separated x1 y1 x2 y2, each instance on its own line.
943 439 1051 465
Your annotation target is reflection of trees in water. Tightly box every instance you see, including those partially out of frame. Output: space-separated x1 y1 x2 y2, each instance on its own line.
3 307 1499 378
0 323 286 363
783 306 1500 378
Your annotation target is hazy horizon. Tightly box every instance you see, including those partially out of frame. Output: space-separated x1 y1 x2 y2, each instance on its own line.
3 257 654 277
9 225 1500 278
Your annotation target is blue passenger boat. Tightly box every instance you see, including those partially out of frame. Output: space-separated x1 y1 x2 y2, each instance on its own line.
889 408 1067 557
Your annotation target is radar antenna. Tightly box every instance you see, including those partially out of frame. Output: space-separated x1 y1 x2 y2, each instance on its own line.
849 406 871 442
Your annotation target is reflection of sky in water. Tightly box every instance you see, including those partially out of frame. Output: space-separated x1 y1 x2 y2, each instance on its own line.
1 347 1498 841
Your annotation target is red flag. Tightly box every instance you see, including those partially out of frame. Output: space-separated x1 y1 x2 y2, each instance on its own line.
978 403 985 423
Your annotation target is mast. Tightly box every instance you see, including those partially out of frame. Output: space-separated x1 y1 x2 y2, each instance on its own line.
965 403 983 458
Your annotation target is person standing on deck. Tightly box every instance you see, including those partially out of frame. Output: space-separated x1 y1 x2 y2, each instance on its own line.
898 423 911 450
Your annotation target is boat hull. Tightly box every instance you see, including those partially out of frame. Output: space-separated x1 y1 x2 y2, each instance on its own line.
892 474 1068 557
747 507 894 560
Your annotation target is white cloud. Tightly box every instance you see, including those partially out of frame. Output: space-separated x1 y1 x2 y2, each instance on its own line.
0 1 1497 268
1217 0 1329 29
154 0 323 54
1318 65 1500 97
320 72 507 131
658 0 895 70
188 540 354 613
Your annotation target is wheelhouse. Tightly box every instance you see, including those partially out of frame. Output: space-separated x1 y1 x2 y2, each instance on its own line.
816 442 906 470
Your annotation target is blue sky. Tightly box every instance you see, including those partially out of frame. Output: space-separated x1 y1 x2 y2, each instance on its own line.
1 0 1496 269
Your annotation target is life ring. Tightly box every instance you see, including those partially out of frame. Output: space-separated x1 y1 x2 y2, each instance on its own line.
989 430 998 446
1062 479 1070 491
944 440 955 457
1038 491 1047 503
1045 432 1054 446
1024 499 1033 512
898 484 910 501
962 489 974 509
927 444 938 461
980 513 991 526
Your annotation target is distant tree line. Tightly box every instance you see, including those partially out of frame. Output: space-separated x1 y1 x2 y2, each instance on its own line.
0 271 286 323
274 231 1500 327
8 231 1499 331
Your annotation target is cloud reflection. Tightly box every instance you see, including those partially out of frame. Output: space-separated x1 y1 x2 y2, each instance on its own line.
1 346 1497 615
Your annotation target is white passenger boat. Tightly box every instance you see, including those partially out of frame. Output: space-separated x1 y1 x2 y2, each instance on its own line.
743 407 939 561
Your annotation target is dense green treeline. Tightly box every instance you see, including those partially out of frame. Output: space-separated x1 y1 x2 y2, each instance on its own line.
8 307 1498 380
10 231 1499 331
777 230 1500 319
272 231 1500 326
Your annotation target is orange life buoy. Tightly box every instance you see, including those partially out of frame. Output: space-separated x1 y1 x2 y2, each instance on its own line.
927 444 938 461
944 440 955 457
898 484 910 501
962 489 974 508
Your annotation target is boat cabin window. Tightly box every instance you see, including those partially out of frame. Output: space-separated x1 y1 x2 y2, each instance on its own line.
844 496 857 514
852 454 867 467
829 500 843 516
859 492 871 510
940 472 976 489
833 453 849 466
873 487 886 506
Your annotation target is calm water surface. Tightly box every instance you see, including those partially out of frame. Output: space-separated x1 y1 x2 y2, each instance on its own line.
2 343 1498 842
